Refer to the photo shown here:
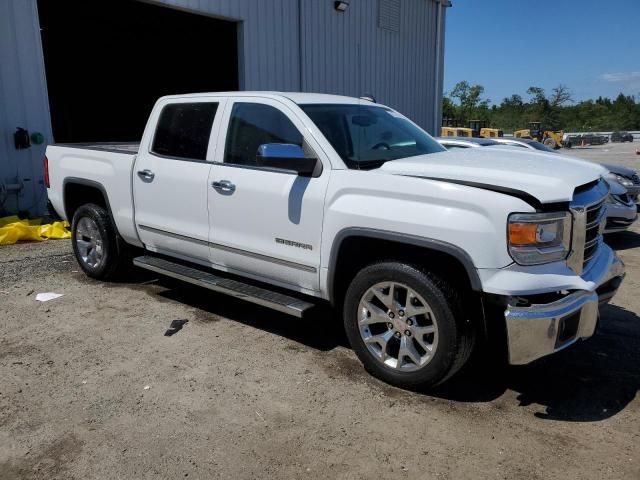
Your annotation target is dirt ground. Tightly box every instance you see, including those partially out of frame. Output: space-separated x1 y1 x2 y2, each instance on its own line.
1 142 639 479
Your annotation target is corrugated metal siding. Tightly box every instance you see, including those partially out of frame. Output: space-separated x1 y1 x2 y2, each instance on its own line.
378 0 401 32
0 0 51 217
0 0 444 216
153 0 442 131
300 0 441 132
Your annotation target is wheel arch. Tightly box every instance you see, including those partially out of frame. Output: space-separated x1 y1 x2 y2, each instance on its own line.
63 177 114 226
327 228 483 307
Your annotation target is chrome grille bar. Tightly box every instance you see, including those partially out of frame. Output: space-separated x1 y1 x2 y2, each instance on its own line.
567 180 609 275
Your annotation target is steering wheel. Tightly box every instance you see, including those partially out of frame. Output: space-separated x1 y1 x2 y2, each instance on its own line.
372 142 391 150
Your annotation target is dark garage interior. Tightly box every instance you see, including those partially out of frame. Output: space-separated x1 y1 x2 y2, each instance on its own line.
38 0 239 143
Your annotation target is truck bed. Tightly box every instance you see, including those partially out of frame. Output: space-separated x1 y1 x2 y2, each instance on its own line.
46 142 140 247
53 142 140 155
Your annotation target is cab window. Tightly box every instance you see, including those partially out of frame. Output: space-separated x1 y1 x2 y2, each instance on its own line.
224 103 303 167
152 102 218 160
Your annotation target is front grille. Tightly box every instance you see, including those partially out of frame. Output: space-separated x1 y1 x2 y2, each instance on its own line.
632 174 640 186
583 198 605 267
568 179 608 274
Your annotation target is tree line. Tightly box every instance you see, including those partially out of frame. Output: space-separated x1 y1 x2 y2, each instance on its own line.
442 81 640 133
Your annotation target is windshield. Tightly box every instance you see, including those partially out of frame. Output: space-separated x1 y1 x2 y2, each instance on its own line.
300 104 445 169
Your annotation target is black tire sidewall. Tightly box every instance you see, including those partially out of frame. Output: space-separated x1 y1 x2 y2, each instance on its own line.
71 204 118 279
343 262 462 389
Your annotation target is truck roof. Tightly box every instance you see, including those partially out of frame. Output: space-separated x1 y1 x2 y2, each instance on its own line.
158 91 374 105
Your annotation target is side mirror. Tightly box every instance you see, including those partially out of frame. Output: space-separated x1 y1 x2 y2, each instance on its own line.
256 144 320 177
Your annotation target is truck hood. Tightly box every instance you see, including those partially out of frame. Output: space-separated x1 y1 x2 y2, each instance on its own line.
378 147 607 204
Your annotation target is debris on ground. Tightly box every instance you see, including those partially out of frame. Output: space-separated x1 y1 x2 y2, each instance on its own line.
35 292 64 302
0 215 70 246
164 319 188 337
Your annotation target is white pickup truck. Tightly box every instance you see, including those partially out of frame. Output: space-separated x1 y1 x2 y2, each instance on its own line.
46 92 625 389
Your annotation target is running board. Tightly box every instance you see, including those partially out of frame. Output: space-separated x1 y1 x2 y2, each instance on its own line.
133 255 315 318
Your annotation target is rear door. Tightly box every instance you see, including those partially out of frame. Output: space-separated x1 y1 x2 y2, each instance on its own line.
133 97 226 263
207 97 331 294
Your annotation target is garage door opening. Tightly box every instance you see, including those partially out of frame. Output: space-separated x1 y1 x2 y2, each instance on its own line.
38 0 239 143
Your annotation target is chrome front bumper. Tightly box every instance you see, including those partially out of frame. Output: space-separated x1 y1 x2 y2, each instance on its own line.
504 252 625 365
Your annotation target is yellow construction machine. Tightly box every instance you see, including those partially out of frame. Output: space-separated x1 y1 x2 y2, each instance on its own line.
441 126 474 137
513 122 564 149
468 120 503 138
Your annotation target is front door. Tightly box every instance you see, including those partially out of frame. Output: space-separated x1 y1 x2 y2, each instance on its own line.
133 98 226 263
207 97 330 294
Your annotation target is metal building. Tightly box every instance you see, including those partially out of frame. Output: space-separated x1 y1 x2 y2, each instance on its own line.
0 0 449 217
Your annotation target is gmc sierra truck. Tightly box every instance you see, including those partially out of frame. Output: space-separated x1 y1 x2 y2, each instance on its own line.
46 92 625 389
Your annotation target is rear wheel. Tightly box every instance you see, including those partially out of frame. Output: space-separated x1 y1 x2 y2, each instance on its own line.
343 262 474 390
72 203 131 280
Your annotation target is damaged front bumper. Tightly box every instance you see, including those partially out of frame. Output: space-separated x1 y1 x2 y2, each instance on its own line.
480 246 625 365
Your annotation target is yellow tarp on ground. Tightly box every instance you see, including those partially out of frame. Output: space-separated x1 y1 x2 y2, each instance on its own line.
0 216 71 246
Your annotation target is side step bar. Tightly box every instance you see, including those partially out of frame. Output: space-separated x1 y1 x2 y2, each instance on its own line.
133 255 315 318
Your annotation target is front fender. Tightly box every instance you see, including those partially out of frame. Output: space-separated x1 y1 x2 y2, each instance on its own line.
320 170 533 296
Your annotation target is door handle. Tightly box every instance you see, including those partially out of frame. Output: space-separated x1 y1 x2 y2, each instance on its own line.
137 169 155 182
211 180 236 193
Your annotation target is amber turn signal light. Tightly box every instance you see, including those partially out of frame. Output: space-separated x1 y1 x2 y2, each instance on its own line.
508 223 538 245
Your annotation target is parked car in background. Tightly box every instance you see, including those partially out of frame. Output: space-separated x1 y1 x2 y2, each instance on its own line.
607 167 640 204
583 133 608 146
491 137 558 153
435 137 501 149
562 133 608 148
490 137 640 205
438 136 638 234
605 179 638 234
563 134 583 148
611 131 634 143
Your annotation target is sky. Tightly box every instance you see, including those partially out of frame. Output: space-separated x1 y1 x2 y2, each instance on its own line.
444 0 640 105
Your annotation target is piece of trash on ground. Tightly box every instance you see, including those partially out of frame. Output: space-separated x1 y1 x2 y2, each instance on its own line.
143 385 150 390
35 292 64 302
164 319 188 337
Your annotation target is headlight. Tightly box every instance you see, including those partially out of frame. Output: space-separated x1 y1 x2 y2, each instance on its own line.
609 173 634 188
508 212 572 265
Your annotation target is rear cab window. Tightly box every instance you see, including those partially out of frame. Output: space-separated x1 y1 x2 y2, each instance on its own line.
151 102 218 161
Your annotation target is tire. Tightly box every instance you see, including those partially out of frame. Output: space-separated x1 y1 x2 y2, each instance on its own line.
71 203 131 280
343 262 474 390
543 137 557 148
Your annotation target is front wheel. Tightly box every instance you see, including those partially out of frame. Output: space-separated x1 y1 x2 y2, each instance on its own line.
72 203 131 280
343 262 474 390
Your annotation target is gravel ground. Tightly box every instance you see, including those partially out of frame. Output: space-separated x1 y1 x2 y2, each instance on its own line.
561 140 640 170
1 142 639 479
